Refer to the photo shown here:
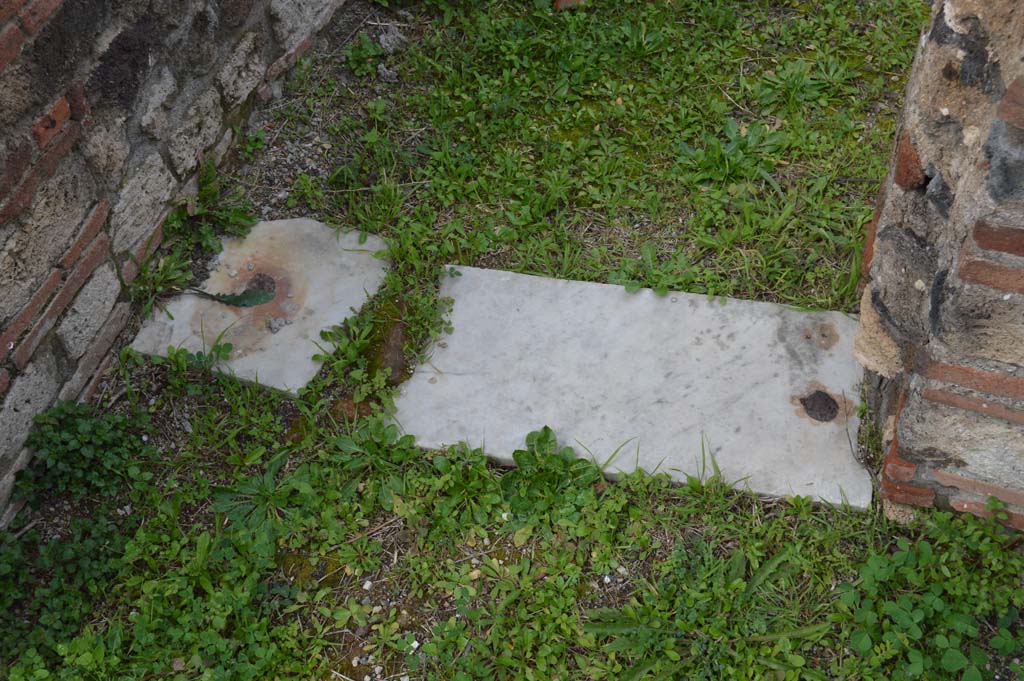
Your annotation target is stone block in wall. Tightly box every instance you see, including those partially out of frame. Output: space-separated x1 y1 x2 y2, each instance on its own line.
0 269 59 363
82 109 130 183
59 301 130 401
210 127 234 165
12 232 109 369
0 30 28 120
87 17 162 112
853 284 904 378
140 66 177 138
0 154 96 322
56 263 120 359
985 120 1024 205
0 0 105 128
0 118 81 226
176 6 219 75
218 32 265 108
110 152 174 253
216 0 259 32
167 89 223 177
270 0 331 49
940 281 1024 367
0 343 61 476
898 387 1024 498
865 221 938 346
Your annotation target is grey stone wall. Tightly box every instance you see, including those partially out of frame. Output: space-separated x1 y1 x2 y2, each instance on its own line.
0 0 348 519
857 0 1024 528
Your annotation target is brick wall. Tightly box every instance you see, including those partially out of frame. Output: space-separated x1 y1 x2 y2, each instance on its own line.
0 0 348 516
857 0 1024 528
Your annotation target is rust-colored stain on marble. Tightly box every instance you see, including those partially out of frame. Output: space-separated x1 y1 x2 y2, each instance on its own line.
188 228 311 359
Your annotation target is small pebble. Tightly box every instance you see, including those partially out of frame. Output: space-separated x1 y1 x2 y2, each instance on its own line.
363 580 373 591
603 575 611 584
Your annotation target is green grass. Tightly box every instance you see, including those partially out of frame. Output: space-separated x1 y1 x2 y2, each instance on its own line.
268 0 924 308
6 1 1024 680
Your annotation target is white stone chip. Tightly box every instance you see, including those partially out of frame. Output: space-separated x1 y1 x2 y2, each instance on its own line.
131 219 387 394
393 266 872 508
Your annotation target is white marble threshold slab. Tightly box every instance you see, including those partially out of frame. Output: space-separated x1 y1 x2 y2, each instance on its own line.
132 218 387 394
393 266 871 508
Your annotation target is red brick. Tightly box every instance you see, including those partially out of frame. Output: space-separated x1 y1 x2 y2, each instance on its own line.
138 220 164 261
883 443 918 483
922 388 1024 427
893 132 926 191
950 498 1024 532
266 53 293 81
0 268 61 363
31 96 70 148
66 83 89 120
13 233 109 369
0 0 25 24
293 36 313 62
0 140 32 202
120 257 139 285
958 257 1024 294
267 37 313 81
79 351 114 403
0 121 80 224
861 203 883 279
59 198 109 268
19 0 61 35
973 219 1024 258
931 469 1024 508
998 77 1024 131
0 368 9 397
0 23 24 72
923 359 1024 402
880 475 935 507
59 302 129 401
121 215 167 283
880 390 916 485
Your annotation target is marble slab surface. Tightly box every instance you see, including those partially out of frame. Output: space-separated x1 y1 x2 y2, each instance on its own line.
393 266 871 508
132 218 387 393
